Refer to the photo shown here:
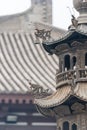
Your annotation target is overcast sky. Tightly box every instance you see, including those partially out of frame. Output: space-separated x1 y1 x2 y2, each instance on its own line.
0 0 79 29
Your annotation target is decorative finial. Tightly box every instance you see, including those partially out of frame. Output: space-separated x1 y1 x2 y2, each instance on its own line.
73 0 87 24
71 15 78 27
67 7 78 29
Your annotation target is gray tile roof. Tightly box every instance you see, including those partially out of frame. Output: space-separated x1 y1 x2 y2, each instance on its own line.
0 31 59 93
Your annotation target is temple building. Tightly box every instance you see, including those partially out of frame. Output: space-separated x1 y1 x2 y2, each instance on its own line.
0 0 61 130
33 0 87 130
0 0 87 130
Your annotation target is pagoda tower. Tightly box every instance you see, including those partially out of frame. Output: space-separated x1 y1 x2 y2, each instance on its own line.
32 0 87 130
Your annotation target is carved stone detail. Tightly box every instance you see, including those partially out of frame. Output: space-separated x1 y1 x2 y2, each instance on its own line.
55 44 69 54
56 113 87 130
56 68 87 88
71 41 82 47
34 28 52 41
71 102 85 113
53 105 71 117
28 82 50 99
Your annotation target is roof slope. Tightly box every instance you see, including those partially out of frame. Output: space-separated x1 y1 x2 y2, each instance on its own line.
0 1 66 94
0 31 59 93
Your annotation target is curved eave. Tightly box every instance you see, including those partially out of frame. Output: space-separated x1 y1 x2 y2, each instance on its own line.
35 83 87 108
43 30 87 54
35 85 72 108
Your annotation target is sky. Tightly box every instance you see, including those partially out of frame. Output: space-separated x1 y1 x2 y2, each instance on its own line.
0 0 79 29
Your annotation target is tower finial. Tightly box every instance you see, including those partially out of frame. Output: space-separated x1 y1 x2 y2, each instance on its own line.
67 7 78 29
73 0 87 24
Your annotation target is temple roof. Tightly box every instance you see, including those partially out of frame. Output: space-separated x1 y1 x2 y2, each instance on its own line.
0 1 66 94
43 25 87 54
0 17 66 93
35 82 87 108
0 6 33 32
0 31 58 93
0 9 29 23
